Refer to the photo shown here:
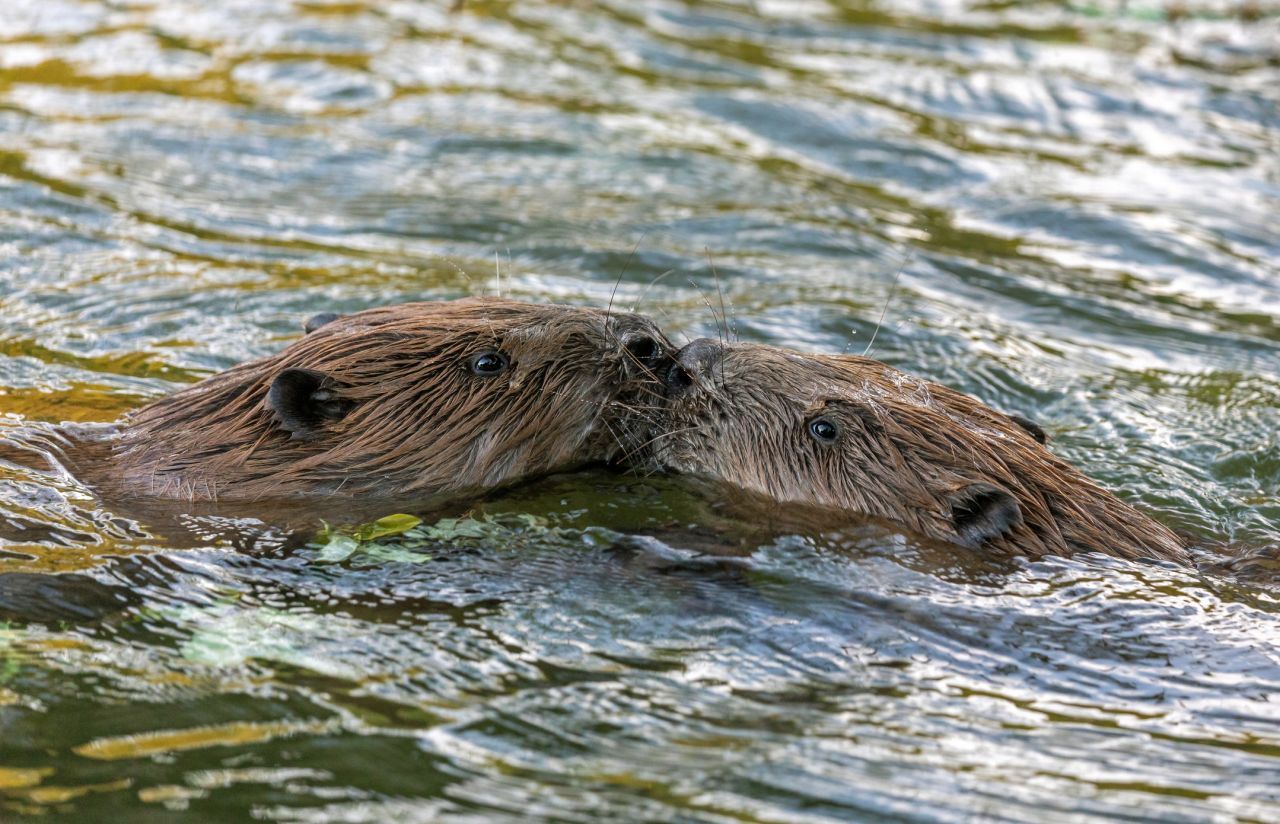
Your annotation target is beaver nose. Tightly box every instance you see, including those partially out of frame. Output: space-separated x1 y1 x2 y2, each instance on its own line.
612 314 672 379
622 332 666 376
665 337 723 395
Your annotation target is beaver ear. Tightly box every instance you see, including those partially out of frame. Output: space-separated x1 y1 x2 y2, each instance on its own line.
268 368 353 440
948 482 1023 547
303 312 343 334
1007 413 1048 445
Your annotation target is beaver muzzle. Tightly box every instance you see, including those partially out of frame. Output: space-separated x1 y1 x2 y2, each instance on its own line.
665 337 724 397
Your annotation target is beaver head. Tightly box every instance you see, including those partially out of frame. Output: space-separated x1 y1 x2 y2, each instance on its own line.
651 338 1189 564
113 298 671 501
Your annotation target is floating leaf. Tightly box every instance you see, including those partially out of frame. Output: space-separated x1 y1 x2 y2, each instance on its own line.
352 514 422 542
309 512 563 566
421 517 488 541
315 534 359 563
314 514 422 562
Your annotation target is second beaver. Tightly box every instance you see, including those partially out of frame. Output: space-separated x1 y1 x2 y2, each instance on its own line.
649 338 1191 564
101 298 670 501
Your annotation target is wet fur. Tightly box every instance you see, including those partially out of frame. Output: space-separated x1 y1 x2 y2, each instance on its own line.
651 342 1190 564
112 298 668 501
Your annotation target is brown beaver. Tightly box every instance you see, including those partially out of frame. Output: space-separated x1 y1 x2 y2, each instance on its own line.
100 298 670 501
649 338 1192 564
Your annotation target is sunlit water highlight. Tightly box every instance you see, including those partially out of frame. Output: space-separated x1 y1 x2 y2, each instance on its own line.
1 0 1278 820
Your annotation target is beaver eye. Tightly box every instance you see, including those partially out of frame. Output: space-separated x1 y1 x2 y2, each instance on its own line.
807 416 839 443
467 351 509 377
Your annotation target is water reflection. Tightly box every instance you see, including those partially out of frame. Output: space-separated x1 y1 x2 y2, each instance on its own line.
1 0 1278 819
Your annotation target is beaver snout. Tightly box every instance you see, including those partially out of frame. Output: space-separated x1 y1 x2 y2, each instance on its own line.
621 331 669 379
610 312 673 382
665 337 724 396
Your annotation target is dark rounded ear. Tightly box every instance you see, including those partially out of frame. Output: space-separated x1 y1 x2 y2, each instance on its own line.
304 312 343 334
1007 413 1047 445
948 482 1024 547
267 368 353 440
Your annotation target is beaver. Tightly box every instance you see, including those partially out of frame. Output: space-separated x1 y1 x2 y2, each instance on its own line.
649 338 1192 564
99 298 670 501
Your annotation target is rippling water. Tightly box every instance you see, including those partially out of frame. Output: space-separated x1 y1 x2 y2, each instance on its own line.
1 0 1278 819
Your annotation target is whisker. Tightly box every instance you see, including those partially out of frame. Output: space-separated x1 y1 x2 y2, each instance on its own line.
629 425 703 480
704 248 731 388
608 233 647 321
630 424 700 455
705 247 736 343
863 250 911 358
598 415 633 463
506 246 514 295
622 398 666 411
654 307 691 347
687 278 725 345
623 406 663 425
442 257 479 295
628 268 677 314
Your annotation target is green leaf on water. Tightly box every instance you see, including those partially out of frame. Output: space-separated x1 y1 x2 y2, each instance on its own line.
315 533 360 563
314 514 424 563
310 511 562 565
352 514 423 542
421 517 488 541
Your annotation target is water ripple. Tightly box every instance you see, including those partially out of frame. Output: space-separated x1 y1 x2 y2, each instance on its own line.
1 0 1277 819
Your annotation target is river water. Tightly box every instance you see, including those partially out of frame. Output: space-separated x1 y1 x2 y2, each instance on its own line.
1 0 1278 820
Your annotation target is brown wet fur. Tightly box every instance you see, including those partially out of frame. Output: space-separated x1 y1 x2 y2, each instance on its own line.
101 298 670 501
650 340 1191 565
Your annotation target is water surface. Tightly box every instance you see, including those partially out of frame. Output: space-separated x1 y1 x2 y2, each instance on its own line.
1 0 1278 820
